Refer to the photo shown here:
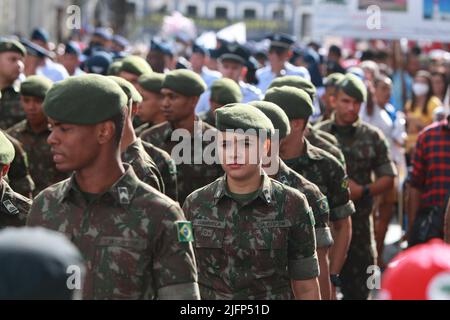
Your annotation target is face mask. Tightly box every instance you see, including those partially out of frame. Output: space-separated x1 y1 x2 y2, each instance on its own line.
413 83 429 97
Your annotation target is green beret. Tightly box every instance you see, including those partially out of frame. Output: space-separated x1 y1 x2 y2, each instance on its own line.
43 74 128 125
20 75 53 99
0 131 15 165
338 73 367 102
248 101 291 139
107 61 123 76
210 78 242 105
324 73 345 87
268 75 316 100
264 86 314 120
138 73 165 93
108 76 143 104
216 103 274 136
119 56 152 76
0 39 26 56
163 69 206 97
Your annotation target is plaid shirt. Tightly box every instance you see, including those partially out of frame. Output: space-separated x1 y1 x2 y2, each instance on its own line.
411 117 450 209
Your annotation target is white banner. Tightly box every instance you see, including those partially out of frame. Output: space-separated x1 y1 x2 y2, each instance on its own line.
312 0 450 42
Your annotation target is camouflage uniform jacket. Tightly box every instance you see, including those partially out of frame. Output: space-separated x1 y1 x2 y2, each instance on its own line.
284 139 355 222
121 138 164 193
199 110 215 127
7 120 67 195
274 159 333 248
0 84 25 130
0 180 31 228
2 130 35 197
316 118 397 217
135 123 153 137
183 173 319 300
26 165 199 300
141 140 178 202
140 120 224 205
306 124 346 167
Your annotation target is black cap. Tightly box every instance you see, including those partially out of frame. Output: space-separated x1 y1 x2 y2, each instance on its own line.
21 39 52 58
218 43 250 65
112 35 129 49
31 28 49 43
64 41 81 56
192 43 208 56
150 39 173 57
267 33 295 50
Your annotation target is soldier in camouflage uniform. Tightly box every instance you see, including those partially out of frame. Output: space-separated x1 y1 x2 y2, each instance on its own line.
0 131 32 229
0 39 27 130
264 86 354 299
140 70 223 204
268 75 346 166
199 78 242 127
249 100 334 299
26 74 199 300
183 104 320 300
7 75 68 195
316 74 397 300
134 73 167 136
109 76 164 193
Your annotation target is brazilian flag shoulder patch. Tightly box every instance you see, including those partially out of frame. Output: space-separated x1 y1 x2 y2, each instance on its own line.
316 197 330 215
176 221 194 243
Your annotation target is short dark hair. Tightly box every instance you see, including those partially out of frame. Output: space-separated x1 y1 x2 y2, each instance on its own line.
109 109 126 146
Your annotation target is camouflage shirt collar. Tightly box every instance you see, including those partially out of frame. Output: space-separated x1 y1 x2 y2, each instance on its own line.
302 138 324 161
121 138 144 163
214 171 274 205
60 164 139 207
166 117 208 140
330 114 362 136
0 180 20 216
275 159 291 183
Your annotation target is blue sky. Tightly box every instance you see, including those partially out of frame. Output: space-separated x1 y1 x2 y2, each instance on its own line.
424 0 450 18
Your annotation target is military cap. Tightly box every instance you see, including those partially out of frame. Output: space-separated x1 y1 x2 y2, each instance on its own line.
0 131 15 165
107 61 123 76
64 41 81 56
268 75 317 101
162 69 206 97
108 76 143 104
43 74 128 125
347 67 365 81
337 73 367 102
218 42 250 65
0 39 26 56
138 73 165 93
264 86 314 120
209 48 221 59
21 39 52 58
20 75 53 99
112 35 129 49
120 55 152 76
31 28 49 43
210 78 242 105
216 103 274 135
324 73 345 87
249 101 291 139
267 33 296 50
150 39 173 57
192 43 208 56
85 51 113 75
93 27 113 41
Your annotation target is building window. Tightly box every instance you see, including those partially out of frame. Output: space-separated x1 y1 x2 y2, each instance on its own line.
186 5 197 17
244 8 256 19
215 7 228 19
273 9 284 20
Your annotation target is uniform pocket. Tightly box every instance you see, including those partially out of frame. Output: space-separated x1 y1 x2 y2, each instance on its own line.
252 220 291 250
193 219 225 248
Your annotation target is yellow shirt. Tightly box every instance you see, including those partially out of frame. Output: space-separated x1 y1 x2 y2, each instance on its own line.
405 96 442 153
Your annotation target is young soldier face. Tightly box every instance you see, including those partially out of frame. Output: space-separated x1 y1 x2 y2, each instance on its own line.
0 52 23 83
118 71 139 87
136 87 163 123
160 88 196 123
218 131 267 181
47 119 102 172
21 96 47 128
219 60 243 83
333 90 362 126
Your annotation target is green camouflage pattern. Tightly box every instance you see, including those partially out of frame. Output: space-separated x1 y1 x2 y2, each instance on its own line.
274 159 332 248
141 140 178 202
0 85 26 130
121 138 164 193
7 120 68 195
199 110 215 127
0 180 32 228
306 124 346 167
140 120 224 205
316 117 397 300
26 166 199 300
284 139 355 222
183 173 319 300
